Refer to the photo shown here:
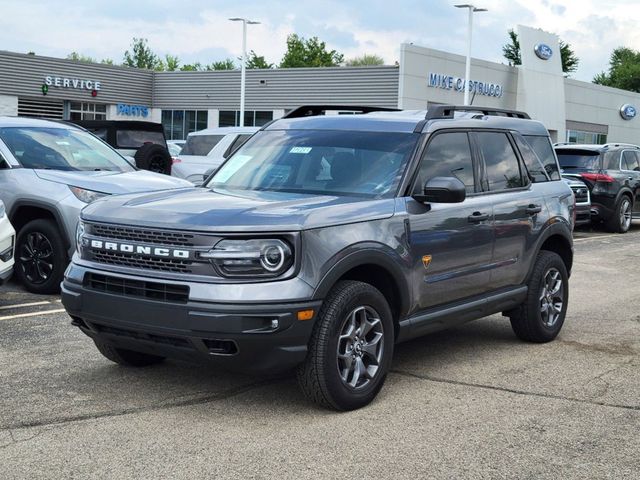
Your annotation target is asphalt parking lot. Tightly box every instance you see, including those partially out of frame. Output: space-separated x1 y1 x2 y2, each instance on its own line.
0 223 639 479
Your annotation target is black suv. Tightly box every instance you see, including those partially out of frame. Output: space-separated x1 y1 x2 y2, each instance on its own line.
555 143 640 232
62 105 575 410
72 120 172 175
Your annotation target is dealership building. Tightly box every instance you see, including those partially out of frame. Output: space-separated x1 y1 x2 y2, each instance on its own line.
0 25 638 143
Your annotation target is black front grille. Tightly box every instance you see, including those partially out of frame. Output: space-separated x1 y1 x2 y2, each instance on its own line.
87 273 190 303
90 224 195 246
94 323 192 349
92 250 193 273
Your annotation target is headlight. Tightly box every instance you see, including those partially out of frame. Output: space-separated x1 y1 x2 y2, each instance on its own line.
200 239 293 277
0 200 5 218
75 221 85 253
69 186 109 203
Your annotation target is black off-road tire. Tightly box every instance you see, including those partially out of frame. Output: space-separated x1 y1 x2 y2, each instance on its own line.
94 341 165 367
605 195 633 233
134 143 172 175
15 219 67 294
296 280 394 411
509 251 569 343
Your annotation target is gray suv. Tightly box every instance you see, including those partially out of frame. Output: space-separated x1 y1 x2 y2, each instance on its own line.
0 117 192 293
62 105 575 410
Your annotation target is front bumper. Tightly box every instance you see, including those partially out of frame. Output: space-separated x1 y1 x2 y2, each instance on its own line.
61 265 322 374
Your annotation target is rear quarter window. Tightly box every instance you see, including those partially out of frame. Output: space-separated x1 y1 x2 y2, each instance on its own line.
523 135 561 180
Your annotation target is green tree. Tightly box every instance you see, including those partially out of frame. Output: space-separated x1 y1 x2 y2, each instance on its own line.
502 30 579 75
593 47 640 93
180 62 202 71
279 34 344 68
67 51 97 63
246 50 273 69
165 54 180 71
101 58 114 65
502 29 521 66
346 54 385 66
123 38 163 70
207 58 236 70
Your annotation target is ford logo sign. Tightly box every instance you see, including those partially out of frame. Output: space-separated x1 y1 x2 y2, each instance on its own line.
534 43 553 60
620 104 637 121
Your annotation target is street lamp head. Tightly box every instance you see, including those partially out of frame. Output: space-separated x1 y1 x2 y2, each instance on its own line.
247 21 261 25
229 17 243 21
473 8 488 12
454 4 488 11
228 17 261 24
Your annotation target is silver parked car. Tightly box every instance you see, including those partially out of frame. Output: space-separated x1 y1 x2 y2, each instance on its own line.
0 116 192 293
171 127 258 185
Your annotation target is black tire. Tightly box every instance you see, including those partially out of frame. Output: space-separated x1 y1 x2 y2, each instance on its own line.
94 341 165 367
297 280 394 411
134 143 172 175
15 219 67 294
605 195 633 233
509 251 569 343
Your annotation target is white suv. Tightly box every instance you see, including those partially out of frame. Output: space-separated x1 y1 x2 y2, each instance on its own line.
0 200 15 285
171 127 258 185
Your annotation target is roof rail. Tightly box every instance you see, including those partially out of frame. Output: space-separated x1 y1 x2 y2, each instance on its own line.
602 142 640 149
424 105 531 120
282 105 400 119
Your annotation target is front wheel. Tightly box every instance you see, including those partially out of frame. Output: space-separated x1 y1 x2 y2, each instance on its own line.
297 280 394 411
509 251 569 343
15 219 67 294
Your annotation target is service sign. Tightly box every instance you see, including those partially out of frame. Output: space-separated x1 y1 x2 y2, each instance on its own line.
44 75 101 91
428 73 503 98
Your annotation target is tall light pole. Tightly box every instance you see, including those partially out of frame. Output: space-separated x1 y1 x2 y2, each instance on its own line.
229 17 260 126
454 4 487 105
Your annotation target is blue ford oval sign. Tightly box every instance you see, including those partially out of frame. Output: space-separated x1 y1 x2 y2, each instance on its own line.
534 43 553 60
620 104 637 120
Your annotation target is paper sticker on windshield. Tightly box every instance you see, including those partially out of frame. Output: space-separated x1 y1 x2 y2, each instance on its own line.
214 154 252 183
289 147 312 154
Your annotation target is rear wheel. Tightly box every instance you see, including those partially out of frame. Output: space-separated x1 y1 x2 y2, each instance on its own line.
94 341 165 367
297 280 394 410
15 219 67 294
509 251 569 343
606 195 632 233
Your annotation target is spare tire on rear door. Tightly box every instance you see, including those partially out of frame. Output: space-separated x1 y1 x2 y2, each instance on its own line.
134 143 172 175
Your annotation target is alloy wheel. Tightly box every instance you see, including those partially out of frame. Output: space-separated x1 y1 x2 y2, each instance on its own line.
336 306 384 389
539 267 564 328
620 198 632 231
19 232 54 284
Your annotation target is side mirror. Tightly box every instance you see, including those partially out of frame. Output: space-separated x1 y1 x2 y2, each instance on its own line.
415 176 466 204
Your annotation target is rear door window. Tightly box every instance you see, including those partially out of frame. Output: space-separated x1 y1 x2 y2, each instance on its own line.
621 151 640 171
472 132 527 191
523 135 561 180
181 135 225 156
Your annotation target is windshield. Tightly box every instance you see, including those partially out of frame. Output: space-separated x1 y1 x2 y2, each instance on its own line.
556 150 601 171
181 134 225 156
206 129 418 198
0 127 135 172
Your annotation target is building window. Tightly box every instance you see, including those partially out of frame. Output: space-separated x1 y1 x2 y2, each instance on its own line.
566 130 607 145
69 102 106 121
162 110 208 140
219 110 273 127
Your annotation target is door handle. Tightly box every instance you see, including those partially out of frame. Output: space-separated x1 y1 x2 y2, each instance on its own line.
526 204 542 215
468 211 489 223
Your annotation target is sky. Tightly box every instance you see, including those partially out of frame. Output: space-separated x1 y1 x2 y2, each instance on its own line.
0 0 638 82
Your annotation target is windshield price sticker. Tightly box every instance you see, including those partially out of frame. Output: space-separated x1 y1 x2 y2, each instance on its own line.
290 147 312 154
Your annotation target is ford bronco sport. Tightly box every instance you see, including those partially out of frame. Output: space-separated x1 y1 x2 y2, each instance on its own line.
62 105 575 410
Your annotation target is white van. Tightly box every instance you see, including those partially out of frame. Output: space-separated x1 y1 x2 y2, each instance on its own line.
171 127 258 185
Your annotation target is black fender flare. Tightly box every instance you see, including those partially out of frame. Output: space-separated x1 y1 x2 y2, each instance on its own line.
311 243 412 318
615 187 635 207
526 219 573 280
9 200 71 251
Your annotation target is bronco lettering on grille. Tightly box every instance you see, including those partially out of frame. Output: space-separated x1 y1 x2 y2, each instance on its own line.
89 239 190 259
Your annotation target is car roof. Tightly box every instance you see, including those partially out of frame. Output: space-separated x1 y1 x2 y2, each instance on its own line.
0 116 79 130
265 110 549 136
188 126 259 136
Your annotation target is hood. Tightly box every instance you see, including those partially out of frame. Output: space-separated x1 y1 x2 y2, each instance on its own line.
82 187 396 232
34 169 192 195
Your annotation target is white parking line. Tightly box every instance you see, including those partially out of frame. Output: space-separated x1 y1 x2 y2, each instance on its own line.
573 234 619 242
0 301 51 311
0 308 66 321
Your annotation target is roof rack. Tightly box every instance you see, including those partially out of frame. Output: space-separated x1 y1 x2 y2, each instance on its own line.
282 105 400 119
424 105 531 121
602 142 640 149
